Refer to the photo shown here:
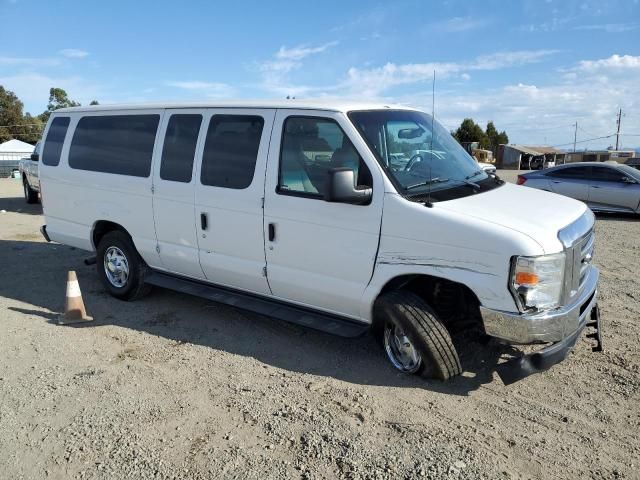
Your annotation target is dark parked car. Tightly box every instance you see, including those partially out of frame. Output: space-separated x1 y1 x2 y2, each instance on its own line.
517 162 640 214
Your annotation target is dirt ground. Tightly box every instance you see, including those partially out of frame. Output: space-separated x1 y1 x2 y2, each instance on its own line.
0 174 638 480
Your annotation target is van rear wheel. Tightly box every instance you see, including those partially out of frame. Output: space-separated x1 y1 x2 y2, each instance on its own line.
374 290 462 380
96 231 151 301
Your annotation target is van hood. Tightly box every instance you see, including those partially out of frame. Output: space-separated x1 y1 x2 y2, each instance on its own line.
435 183 588 253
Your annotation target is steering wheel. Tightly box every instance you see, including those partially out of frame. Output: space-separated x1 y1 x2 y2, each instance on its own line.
404 154 424 172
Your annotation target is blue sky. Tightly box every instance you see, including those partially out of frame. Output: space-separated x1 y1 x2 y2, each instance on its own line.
1 0 639 149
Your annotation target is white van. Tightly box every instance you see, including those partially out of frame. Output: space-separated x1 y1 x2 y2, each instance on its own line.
38 101 601 383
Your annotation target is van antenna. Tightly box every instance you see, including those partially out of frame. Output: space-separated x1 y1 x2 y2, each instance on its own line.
426 70 436 208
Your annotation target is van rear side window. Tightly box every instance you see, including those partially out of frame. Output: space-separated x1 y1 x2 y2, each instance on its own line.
160 114 202 183
69 115 160 177
201 115 264 189
42 117 70 166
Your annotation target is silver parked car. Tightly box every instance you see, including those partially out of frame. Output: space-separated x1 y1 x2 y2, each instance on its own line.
517 162 640 214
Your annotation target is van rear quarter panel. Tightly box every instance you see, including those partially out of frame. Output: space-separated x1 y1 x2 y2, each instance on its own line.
40 111 164 268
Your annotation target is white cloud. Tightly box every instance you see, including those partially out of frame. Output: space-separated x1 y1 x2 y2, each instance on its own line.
576 54 640 72
256 41 339 96
59 48 89 59
251 51 639 149
473 50 560 70
574 23 640 33
436 16 489 33
275 41 338 61
0 73 105 114
342 50 559 96
0 56 60 67
393 56 640 149
165 81 235 98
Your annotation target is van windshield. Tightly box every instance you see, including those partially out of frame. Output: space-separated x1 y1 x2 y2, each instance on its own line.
349 110 502 202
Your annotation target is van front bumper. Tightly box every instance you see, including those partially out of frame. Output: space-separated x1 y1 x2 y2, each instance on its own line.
480 266 599 344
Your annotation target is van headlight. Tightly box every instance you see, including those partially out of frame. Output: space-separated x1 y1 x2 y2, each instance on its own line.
511 253 565 311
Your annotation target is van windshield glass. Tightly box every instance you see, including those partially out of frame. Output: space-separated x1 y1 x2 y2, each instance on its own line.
349 110 501 202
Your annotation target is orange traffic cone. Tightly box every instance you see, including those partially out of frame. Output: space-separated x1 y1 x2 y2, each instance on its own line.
58 270 93 325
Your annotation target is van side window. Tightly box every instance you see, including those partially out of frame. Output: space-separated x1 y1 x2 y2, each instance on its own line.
278 117 372 198
200 115 264 189
69 115 160 177
160 114 202 183
42 117 70 166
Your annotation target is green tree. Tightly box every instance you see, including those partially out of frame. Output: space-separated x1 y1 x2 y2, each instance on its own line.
0 86 26 143
89 100 99 105
21 113 44 144
39 87 81 122
453 118 488 147
484 121 509 153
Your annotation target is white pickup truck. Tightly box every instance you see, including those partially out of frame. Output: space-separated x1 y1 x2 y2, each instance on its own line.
36 101 602 383
18 141 41 203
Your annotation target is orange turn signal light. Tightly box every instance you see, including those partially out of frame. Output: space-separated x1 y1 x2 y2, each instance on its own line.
515 272 539 285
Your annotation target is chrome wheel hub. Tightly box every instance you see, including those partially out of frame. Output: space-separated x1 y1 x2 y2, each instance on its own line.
104 246 129 288
384 322 422 373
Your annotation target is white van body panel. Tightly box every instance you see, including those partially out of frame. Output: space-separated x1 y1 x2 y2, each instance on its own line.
152 109 206 279
194 108 275 296
41 110 164 268
360 193 546 320
263 110 385 319
435 183 588 255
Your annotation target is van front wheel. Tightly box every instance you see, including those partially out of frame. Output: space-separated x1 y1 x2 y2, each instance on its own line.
374 290 462 380
97 231 151 301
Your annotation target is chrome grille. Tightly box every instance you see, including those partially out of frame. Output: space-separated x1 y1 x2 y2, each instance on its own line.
558 211 596 306
579 230 595 287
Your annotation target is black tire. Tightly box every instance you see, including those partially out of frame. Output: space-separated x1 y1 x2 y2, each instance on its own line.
96 230 151 301
374 290 462 380
23 180 39 204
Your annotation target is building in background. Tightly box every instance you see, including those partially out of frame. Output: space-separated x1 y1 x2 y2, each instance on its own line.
565 149 635 163
496 145 566 170
0 139 35 178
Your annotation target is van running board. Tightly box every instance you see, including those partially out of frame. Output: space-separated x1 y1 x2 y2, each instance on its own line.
145 271 370 338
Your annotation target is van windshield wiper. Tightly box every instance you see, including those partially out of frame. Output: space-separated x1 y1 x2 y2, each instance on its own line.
404 177 449 191
465 170 483 180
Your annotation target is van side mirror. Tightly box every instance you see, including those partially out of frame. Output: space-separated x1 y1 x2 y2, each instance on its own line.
30 153 39 162
324 168 372 205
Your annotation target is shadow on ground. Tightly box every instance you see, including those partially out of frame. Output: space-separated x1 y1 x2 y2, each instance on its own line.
0 238 525 396
0 190 42 216
595 212 640 222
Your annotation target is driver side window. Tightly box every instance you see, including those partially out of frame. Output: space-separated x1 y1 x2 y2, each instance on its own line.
277 116 372 198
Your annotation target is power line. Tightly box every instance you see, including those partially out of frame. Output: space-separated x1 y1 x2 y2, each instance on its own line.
552 134 615 148
577 125 600 138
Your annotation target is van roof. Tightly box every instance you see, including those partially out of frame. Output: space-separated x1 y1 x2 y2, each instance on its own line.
54 99 421 114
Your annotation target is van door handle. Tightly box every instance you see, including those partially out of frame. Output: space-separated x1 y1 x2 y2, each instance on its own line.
201 212 208 230
268 223 275 242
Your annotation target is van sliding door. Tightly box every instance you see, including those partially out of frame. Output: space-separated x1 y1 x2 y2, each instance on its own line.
152 109 207 279
194 109 275 295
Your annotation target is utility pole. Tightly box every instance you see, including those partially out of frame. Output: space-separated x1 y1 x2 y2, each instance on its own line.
615 108 622 150
573 122 578 152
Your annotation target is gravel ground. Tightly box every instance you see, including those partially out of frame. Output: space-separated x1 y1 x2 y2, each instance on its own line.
0 173 638 480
